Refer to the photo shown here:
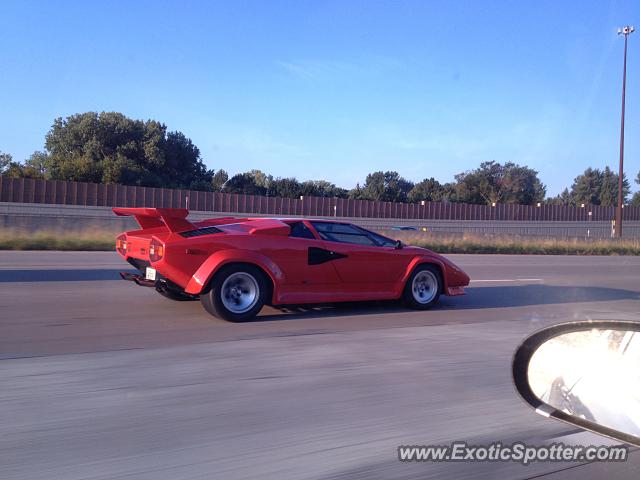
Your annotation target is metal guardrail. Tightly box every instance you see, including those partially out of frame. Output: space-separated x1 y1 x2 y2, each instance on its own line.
2 202 640 239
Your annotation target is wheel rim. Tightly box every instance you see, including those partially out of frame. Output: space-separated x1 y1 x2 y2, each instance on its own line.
411 270 438 304
221 272 259 314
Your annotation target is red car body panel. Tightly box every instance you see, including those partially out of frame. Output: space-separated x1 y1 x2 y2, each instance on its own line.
114 208 470 305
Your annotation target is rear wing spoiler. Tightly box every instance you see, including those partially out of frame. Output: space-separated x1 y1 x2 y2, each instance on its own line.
113 208 194 232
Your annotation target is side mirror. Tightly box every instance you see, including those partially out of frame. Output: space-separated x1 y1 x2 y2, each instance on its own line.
395 239 403 249
513 321 640 447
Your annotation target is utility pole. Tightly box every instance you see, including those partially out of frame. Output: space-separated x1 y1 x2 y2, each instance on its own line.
615 25 635 237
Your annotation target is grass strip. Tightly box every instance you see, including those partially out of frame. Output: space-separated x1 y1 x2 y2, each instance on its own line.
391 232 640 256
0 229 115 251
0 229 638 255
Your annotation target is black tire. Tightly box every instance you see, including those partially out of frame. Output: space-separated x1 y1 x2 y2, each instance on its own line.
402 264 442 310
200 264 268 322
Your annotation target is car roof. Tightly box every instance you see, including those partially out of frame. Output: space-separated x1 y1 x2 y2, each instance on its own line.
199 217 352 227
249 217 351 224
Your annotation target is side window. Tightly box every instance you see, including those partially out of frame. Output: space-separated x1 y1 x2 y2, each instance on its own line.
311 222 377 246
358 228 397 247
288 221 316 239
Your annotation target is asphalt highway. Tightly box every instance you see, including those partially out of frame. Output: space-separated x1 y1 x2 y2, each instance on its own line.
1 252 640 479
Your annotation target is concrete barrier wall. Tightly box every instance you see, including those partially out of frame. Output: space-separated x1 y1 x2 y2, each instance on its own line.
2 202 639 239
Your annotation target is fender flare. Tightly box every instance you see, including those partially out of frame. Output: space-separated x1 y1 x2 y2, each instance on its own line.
184 249 284 300
400 256 448 294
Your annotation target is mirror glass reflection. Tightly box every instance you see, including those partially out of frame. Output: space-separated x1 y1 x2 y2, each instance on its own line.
528 328 640 439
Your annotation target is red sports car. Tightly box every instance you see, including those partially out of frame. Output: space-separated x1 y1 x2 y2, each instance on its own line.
114 208 470 322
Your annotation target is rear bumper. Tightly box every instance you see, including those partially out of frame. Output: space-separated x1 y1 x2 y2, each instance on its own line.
120 271 198 299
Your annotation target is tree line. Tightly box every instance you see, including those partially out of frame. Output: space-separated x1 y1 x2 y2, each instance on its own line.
1 111 639 207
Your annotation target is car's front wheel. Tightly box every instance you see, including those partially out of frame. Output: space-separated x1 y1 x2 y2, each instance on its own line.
200 264 268 322
403 264 442 309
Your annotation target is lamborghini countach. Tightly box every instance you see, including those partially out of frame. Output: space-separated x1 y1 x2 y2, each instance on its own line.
114 208 470 321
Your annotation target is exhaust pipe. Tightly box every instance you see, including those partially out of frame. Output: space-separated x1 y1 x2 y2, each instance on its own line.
119 271 156 287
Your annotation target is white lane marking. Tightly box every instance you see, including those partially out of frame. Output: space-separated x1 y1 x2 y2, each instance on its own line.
471 278 544 283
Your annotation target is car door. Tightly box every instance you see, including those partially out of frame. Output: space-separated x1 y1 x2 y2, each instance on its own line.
273 221 342 293
309 221 410 286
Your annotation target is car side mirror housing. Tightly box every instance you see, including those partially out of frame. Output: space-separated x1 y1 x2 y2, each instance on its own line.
512 321 640 447
395 239 403 249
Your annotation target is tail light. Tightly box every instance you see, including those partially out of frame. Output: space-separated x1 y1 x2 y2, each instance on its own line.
116 234 128 255
149 238 164 263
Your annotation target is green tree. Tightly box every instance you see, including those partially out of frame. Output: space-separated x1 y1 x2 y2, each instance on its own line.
407 177 443 203
347 183 364 200
0 152 37 178
300 180 348 198
358 172 385 200
211 169 229 192
436 182 459 203
1 152 14 174
599 167 630 206
599 168 616 206
223 172 267 195
23 151 50 178
268 177 302 198
43 112 213 190
546 188 573 205
632 171 640 207
248 170 273 190
454 161 546 205
356 171 414 202
570 167 602 205
570 167 630 206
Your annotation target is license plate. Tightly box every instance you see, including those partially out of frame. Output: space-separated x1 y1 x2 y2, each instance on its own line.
145 267 156 281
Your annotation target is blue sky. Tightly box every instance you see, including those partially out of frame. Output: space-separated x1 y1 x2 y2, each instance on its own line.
1 0 638 196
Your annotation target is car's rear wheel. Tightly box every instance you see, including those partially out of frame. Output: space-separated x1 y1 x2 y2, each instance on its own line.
403 264 441 309
200 264 268 322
